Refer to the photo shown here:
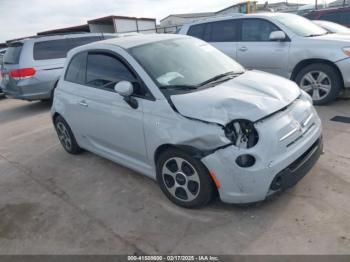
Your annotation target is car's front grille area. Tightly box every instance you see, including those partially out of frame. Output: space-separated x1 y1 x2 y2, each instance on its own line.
286 122 316 148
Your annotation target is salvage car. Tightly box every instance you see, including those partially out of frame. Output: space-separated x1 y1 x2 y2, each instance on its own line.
179 13 350 105
52 34 323 208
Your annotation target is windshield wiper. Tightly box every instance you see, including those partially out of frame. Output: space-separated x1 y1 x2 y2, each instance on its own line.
306 33 327 37
159 85 198 90
198 71 243 86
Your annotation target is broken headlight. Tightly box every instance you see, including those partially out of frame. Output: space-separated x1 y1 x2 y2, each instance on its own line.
224 119 259 148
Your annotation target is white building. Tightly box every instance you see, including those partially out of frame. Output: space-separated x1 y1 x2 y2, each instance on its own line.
37 15 157 35
159 12 215 28
257 2 302 13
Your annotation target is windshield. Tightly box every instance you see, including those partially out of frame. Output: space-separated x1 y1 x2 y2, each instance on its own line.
273 14 328 37
129 37 244 89
314 21 350 34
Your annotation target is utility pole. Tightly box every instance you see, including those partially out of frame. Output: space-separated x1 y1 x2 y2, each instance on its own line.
315 0 318 9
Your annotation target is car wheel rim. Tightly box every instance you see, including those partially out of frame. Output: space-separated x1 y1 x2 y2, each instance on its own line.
162 157 200 202
56 122 72 151
300 71 331 101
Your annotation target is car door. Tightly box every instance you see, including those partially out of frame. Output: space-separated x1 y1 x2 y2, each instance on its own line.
71 51 149 165
187 20 238 60
207 19 239 60
236 18 290 77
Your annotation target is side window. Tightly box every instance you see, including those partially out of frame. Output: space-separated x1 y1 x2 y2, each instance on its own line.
242 19 280 42
86 53 136 90
320 11 350 25
187 24 206 40
319 12 339 23
65 52 87 84
33 37 102 61
34 39 69 60
68 36 102 50
209 20 238 42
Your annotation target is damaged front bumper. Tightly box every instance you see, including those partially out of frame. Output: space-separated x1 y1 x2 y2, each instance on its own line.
201 100 322 204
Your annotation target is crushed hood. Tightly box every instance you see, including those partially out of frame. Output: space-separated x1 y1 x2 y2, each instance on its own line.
170 70 300 125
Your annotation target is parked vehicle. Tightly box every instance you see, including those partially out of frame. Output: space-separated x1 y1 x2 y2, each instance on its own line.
0 48 6 65
52 34 322 208
1 33 115 101
297 4 326 16
304 7 350 28
313 20 350 34
179 13 350 105
0 48 6 94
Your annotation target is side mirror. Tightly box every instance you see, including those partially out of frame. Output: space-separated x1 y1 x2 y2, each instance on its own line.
114 81 138 109
114 81 134 97
269 31 286 41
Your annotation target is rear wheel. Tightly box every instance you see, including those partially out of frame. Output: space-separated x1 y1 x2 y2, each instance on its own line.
54 116 82 154
295 63 341 105
156 148 214 208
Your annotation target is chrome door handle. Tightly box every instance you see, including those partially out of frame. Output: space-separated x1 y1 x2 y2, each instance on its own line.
238 46 248 52
78 100 88 107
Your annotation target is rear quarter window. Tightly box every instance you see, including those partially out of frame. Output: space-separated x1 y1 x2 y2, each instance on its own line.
33 36 101 60
3 43 23 64
34 39 70 60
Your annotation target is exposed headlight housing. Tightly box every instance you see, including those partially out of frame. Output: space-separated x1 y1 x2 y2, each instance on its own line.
342 47 350 57
224 119 259 148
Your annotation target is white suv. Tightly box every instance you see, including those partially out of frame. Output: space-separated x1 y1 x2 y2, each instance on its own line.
52 34 322 208
179 13 350 105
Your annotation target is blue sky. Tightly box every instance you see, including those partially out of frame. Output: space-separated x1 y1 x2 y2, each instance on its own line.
0 0 327 42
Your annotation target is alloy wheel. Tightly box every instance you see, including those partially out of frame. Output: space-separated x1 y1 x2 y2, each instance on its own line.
162 157 200 202
56 122 72 151
300 71 331 101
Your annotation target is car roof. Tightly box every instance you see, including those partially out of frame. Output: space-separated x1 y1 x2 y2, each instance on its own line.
8 33 107 45
96 33 186 49
182 12 295 26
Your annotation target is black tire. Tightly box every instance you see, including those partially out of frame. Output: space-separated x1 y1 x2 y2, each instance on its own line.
156 148 214 208
49 83 58 103
295 63 342 105
54 115 82 154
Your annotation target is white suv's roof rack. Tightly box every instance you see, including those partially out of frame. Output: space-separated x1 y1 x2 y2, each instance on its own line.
189 13 245 24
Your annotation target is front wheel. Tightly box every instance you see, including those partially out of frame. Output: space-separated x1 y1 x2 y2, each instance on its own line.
295 63 342 105
54 116 82 154
156 148 215 208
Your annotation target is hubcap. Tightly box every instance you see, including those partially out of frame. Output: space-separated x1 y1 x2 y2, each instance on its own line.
162 157 200 202
56 122 72 151
300 71 331 101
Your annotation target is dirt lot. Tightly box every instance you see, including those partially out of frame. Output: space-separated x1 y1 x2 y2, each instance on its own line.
0 97 349 255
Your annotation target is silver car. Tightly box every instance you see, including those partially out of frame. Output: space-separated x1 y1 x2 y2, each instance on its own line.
1 33 114 101
179 13 350 105
52 34 322 208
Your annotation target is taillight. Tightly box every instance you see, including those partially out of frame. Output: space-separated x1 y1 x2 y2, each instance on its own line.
9 68 36 80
